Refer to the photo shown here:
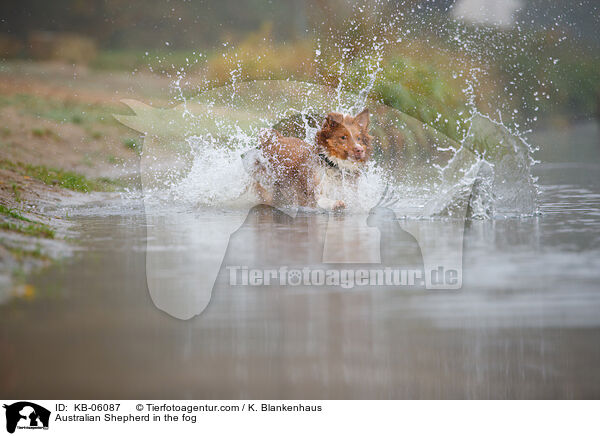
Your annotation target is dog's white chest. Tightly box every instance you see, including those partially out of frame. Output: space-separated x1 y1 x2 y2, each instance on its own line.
315 165 361 210
317 166 343 195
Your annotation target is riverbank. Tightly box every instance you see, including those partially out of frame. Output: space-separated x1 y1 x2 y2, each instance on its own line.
0 60 169 295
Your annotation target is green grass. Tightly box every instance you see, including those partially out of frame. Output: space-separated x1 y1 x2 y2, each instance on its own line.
0 204 32 222
0 220 55 239
11 183 22 202
6 245 49 261
22 164 118 192
0 159 124 192
31 127 60 140
90 49 205 72
122 137 137 148
342 54 470 142
0 204 54 238
123 137 142 154
107 155 125 164
0 93 125 126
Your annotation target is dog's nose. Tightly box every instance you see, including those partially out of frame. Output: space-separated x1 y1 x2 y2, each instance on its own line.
353 144 365 158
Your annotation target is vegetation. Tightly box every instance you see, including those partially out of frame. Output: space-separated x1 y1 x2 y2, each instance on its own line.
0 204 55 239
0 94 124 126
0 220 55 239
122 138 140 153
0 205 55 238
11 183 21 202
91 49 205 73
0 159 123 192
6 245 49 262
1 0 597 128
0 204 32 223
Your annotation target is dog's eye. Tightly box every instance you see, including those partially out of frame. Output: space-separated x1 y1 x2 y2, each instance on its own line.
340 135 347 140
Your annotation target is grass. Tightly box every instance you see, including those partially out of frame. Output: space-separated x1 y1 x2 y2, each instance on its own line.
0 204 55 238
22 163 119 192
0 220 55 239
107 155 125 164
366 56 469 142
0 158 124 192
195 27 475 143
0 204 32 223
0 93 125 126
122 138 137 149
123 137 142 155
91 49 206 73
11 183 22 202
6 245 49 262
31 127 60 140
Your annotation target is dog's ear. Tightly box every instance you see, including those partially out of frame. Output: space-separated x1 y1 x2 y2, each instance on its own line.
323 112 343 129
353 108 370 130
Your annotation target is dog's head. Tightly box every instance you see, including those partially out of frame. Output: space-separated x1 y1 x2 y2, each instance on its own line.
316 109 372 165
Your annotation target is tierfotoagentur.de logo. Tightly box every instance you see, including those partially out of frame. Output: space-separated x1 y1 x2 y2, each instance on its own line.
3 402 50 434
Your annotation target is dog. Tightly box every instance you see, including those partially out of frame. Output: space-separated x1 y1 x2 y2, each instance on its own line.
242 109 372 210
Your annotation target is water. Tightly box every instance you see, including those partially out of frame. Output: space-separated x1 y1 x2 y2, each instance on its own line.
0 121 598 399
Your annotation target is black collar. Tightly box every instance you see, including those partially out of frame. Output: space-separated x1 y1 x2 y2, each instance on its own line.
318 153 339 171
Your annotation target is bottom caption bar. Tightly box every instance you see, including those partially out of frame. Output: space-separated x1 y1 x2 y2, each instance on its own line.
0 400 596 435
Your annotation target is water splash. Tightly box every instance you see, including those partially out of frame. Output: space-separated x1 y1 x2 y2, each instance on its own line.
424 112 539 218
118 0 557 220
119 81 537 220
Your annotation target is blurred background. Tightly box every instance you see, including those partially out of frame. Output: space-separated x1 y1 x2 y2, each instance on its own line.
1 0 599 132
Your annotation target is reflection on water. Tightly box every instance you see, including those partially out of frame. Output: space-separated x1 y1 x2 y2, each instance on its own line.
1 122 599 399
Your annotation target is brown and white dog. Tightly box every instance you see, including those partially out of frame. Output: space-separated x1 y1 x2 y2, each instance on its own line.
243 109 373 210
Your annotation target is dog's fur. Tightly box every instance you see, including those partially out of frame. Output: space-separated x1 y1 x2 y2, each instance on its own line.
245 109 372 210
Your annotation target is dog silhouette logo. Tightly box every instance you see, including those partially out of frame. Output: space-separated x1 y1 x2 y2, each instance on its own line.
3 402 50 434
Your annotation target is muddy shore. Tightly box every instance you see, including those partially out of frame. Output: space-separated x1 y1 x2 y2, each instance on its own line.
0 60 171 296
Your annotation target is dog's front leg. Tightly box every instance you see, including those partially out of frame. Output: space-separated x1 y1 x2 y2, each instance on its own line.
254 182 273 205
315 173 345 210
